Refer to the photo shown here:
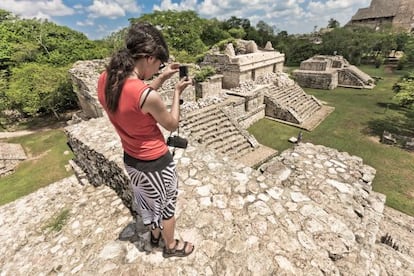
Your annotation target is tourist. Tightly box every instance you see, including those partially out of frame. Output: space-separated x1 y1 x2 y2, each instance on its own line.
97 22 194 258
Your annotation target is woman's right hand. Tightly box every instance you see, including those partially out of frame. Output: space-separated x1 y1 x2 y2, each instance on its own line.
175 77 193 95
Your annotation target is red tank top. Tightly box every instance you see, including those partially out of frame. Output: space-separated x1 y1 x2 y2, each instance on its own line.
97 72 168 160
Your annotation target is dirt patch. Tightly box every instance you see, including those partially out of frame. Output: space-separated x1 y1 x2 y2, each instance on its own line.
367 135 381 144
383 65 396 74
405 190 414 199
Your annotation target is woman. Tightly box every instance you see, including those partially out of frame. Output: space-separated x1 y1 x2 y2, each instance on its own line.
97 22 194 258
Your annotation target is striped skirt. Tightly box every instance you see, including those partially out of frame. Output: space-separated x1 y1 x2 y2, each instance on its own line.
124 151 178 230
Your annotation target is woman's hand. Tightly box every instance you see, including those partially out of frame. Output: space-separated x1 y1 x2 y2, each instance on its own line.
160 62 180 79
175 77 192 95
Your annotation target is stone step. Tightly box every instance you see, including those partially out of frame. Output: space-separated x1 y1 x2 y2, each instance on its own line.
202 127 239 142
186 116 230 134
184 112 227 129
217 136 250 153
236 145 278 167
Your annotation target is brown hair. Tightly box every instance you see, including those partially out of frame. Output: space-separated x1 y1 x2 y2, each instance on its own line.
104 22 169 112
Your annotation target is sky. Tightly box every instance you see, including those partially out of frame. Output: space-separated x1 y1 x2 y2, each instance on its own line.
0 0 372 40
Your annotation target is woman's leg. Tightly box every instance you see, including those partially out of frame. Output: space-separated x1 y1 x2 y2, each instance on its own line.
161 216 176 248
161 216 193 254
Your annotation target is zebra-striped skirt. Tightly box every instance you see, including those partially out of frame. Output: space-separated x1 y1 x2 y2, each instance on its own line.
124 151 178 230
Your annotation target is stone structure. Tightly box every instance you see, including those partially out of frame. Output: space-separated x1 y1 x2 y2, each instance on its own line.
347 0 414 32
68 60 196 121
68 59 106 119
201 40 285 89
194 74 223 99
381 130 414 151
2 116 413 275
293 55 375 90
68 49 332 165
0 142 27 177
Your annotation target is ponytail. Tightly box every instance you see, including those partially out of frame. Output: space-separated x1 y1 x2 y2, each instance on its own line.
104 22 169 113
104 48 135 113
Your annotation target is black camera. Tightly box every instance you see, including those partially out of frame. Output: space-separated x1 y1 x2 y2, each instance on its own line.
179 65 188 80
167 135 188 149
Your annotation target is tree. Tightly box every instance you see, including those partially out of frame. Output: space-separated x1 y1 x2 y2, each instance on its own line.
228 28 245 39
134 10 207 56
222 16 243 30
393 72 414 108
327 18 340 29
6 63 77 117
200 18 231 46
256 20 274 46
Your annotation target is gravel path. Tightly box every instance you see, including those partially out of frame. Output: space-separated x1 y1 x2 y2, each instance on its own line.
0 130 36 139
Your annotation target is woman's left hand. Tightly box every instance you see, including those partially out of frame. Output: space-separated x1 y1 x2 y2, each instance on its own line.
160 63 180 79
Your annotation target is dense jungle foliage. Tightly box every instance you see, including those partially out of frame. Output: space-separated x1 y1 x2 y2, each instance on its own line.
1 9 413 122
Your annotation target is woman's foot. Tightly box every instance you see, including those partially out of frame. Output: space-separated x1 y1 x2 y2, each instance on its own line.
150 230 161 247
162 239 194 258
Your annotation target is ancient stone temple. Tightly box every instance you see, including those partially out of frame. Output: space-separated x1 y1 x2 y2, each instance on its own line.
0 142 27 176
293 55 375 90
1 53 413 275
201 40 285 89
347 0 414 32
67 44 331 167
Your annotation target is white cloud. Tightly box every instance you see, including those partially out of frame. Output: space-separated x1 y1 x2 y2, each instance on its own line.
153 0 371 34
153 0 198 11
77 19 94 27
308 0 370 15
86 0 140 19
0 0 74 19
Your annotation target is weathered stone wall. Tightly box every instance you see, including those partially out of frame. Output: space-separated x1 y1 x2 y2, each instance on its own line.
201 42 285 89
293 71 337 90
253 64 275 78
299 61 329 71
293 55 374 90
264 96 300 124
1 114 413 275
236 105 266 129
68 59 107 119
194 74 223 99
226 85 266 112
64 119 136 215
338 70 364 88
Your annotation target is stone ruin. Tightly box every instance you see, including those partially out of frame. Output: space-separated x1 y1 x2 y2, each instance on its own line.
201 39 285 89
347 0 414 32
293 55 375 90
0 142 27 177
68 41 334 167
1 112 413 274
1 45 413 275
381 130 414 151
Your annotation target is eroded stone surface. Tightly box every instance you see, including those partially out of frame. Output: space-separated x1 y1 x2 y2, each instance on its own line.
1 117 413 275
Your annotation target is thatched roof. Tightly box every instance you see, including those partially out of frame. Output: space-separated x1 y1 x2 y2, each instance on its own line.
351 0 400 21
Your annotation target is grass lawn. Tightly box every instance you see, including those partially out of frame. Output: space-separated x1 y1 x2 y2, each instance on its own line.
249 65 414 216
0 129 74 206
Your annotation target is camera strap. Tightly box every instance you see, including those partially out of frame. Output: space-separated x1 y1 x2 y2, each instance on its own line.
169 125 180 157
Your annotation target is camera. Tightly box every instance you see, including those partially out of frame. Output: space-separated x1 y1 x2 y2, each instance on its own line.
179 65 188 80
167 135 188 149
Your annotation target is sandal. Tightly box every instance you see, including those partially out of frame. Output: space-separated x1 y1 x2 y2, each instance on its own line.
150 231 161 247
163 239 194 258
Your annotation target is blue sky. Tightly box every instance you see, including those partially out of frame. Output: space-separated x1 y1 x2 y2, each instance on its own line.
0 0 372 40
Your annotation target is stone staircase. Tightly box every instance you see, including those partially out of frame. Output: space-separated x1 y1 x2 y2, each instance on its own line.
339 65 375 89
181 104 276 164
266 83 322 124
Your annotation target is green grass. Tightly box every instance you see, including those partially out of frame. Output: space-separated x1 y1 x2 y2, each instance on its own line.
0 129 74 206
43 208 71 232
249 65 414 216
